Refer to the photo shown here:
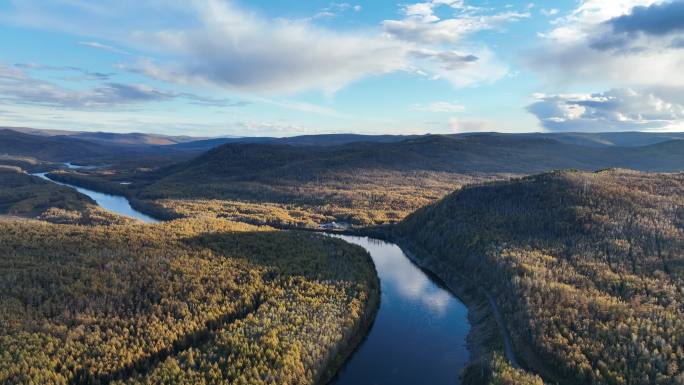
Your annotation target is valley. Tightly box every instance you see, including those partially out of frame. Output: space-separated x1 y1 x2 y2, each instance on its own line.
4 2 684 383
1 128 683 385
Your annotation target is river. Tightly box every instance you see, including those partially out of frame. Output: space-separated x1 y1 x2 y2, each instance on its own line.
35 170 472 384
32 172 158 223
330 235 470 385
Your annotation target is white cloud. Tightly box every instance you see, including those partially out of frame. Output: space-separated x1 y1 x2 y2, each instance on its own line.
383 1 529 44
531 0 684 88
236 120 308 135
1 0 520 94
124 0 521 92
413 101 465 113
122 0 409 94
78 41 131 56
541 8 559 17
449 117 497 132
527 88 684 132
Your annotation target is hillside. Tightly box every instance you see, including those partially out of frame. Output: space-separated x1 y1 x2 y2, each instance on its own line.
169 133 417 152
171 131 684 152
157 134 684 181
3 126 205 146
0 166 130 225
490 132 684 148
0 218 378 385
392 169 684 384
0 129 113 162
25 133 684 229
0 129 196 168
106 135 680 226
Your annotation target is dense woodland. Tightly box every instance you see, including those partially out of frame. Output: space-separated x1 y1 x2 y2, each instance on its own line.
3 129 684 384
0 216 378 384
394 169 684 385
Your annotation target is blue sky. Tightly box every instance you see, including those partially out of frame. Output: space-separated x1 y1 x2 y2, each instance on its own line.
0 0 683 137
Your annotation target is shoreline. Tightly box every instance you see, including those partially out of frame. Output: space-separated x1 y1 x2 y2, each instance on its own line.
316 246 381 385
388 237 565 385
394 239 517 364
31 171 384 385
31 171 517 383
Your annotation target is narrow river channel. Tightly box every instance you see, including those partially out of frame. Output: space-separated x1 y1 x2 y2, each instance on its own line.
32 172 158 223
35 171 472 384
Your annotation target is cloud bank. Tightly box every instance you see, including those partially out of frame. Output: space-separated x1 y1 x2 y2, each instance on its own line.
531 0 684 87
2 0 527 94
528 88 684 132
528 1 684 131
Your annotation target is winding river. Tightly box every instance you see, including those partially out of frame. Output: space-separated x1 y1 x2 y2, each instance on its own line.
35 170 471 384
32 172 158 223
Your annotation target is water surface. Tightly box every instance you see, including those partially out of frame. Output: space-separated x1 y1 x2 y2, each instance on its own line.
331 235 470 385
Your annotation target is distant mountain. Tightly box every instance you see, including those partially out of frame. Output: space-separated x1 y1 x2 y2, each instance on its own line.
5 126 683 152
525 131 684 147
2 126 208 146
63 132 205 146
159 135 684 183
172 131 684 152
0 129 192 165
3 127 683 171
170 134 418 152
0 129 114 162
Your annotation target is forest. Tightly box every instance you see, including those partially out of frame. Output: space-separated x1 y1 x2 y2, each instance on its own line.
0 214 378 384
393 169 684 385
41 134 684 230
2 129 684 384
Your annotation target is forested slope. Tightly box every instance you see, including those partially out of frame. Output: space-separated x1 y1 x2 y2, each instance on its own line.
0 218 378 385
0 166 131 225
393 169 684 385
125 135 684 228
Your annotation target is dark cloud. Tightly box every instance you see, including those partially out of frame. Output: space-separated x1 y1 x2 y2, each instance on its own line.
590 1 684 52
531 1 684 88
410 49 479 69
527 88 684 132
608 1 684 36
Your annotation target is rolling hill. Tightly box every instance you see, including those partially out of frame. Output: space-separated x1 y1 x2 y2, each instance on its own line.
155 134 684 183
0 129 115 162
0 129 196 166
168 133 418 152
3 126 206 146
98 134 680 228
392 169 684 384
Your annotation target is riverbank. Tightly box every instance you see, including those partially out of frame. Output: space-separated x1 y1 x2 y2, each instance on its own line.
350 226 545 384
395 240 517 368
30 171 384 385
316 252 380 385
35 170 479 383
386 236 555 385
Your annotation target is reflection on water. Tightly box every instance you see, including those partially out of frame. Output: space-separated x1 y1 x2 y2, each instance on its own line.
331 235 470 385
32 173 158 223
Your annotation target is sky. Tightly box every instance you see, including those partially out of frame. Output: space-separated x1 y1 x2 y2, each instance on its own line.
0 0 683 137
